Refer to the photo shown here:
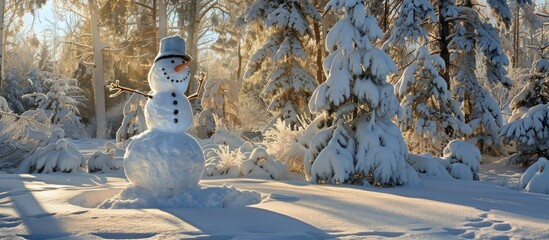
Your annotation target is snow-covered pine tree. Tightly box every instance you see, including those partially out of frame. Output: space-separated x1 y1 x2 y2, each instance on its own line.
508 59 549 122
450 3 512 156
501 58 549 166
240 0 320 130
384 0 470 154
395 47 471 153
307 0 418 186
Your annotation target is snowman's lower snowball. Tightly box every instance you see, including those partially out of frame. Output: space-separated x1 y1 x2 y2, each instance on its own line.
124 130 205 197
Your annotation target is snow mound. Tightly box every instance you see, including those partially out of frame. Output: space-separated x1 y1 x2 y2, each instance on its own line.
519 157 549 194
98 185 262 209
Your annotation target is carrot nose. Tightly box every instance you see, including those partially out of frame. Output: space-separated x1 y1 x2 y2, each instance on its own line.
175 60 191 72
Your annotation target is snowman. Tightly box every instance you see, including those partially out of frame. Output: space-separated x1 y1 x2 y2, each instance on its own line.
123 35 205 198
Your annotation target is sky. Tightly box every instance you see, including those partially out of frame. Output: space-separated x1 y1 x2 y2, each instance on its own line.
22 1 55 36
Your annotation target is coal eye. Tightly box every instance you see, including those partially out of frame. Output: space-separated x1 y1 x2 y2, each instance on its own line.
182 60 185 63
171 60 174 63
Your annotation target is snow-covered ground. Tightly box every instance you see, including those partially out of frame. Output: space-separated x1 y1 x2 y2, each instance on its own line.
0 140 548 239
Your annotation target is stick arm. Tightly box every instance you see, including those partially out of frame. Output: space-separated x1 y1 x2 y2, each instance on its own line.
187 72 206 100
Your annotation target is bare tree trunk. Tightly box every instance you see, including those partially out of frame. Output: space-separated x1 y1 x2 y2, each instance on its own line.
153 0 157 51
186 0 199 96
438 1 451 90
313 20 324 84
512 5 520 68
158 0 167 39
237 38 242 81
89 0 107 138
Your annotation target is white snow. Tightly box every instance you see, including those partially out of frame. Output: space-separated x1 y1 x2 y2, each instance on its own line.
519 157 549 194
0 166 547 239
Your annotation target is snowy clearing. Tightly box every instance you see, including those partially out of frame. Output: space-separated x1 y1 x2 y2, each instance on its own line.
1 155 548 239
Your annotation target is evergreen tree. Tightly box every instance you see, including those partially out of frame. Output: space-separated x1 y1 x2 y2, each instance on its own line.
502 58 549 166
306 0 418 186
396 47 471 153
240 0 320 129
385 0 470 154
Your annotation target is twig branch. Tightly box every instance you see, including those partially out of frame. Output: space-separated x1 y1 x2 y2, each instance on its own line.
107 80 153 99
188 72 206 100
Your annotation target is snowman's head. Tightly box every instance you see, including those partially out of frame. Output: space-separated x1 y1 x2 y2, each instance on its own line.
148 57 191 93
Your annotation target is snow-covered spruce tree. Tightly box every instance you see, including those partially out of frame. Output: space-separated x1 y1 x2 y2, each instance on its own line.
450 6 512 156
508 59 549 123
384 0 470 154
23 72 86 138
307 0 418 186
198 78 240 138
501 59 549 166
395 47 471 153
240 0 320 129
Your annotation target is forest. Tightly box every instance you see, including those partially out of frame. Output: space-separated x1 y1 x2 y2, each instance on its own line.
0 0 548 239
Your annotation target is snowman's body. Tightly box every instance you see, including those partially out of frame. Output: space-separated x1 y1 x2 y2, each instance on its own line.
124 38 204 197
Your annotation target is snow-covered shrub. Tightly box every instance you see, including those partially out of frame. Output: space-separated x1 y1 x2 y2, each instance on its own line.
116 93 147 143
396 47 471 154
198 78 240 138
408 140 481 181
210 120 246 150
305 0 417 186
203 123 288 180
204 144 287 180
88 142 125 173
501 104 549 166
17 138 84 174
240 0 319 129
264 119 308 173
519 157 549 194
0 110 62 171
23 72 87 138
407 153 453 179
241 148 287 180
442 140 481 180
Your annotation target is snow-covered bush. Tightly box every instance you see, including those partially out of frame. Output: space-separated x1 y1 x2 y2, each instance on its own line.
198 78 240 138
88 142 125 173
203 123 287 180
23 72 87 138
203 144 287 180
240 0 319 129
501 104 549 166
408 140 481 181
518 157 549 194
407 153 453 179
442 140 481 180
264 119 308 173
396 47 471 154
18 138 84 174
0 110 61 171
305 0 418 186
116 93 147 143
